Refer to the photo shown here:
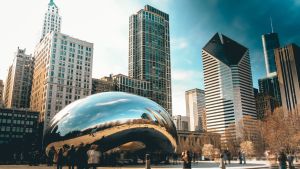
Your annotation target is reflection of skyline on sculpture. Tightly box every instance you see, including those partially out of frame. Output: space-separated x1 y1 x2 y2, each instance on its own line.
44 92 178 156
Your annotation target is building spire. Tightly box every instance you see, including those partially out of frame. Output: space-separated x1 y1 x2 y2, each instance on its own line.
49 0 56 6
270 16 274 33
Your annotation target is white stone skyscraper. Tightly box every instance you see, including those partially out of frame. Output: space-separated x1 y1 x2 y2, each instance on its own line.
129 5 172 115
30 32 93 130
185 88 206 131
202 33 257 144
41 0 61 40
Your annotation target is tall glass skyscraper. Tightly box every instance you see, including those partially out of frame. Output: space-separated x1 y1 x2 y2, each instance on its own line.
262 33 280 77
202 33 257 144
129 5 172 115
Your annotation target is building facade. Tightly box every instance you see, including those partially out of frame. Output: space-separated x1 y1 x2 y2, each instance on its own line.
185 88 206 131
202 33 257 144
4 48 34 109
0 80 3 107
92 76 115 94
112 74 151 99
172 115 189 131
129 5 172 115
30 32 93 130
275 44 300 115
258 74 281 108
42 0 62 40
255 93 276 119
0 108 39 163
262 33 280 77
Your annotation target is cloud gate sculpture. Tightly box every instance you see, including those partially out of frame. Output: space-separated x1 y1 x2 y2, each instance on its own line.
44 92 178 159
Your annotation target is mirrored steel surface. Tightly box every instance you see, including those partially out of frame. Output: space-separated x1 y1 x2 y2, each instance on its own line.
44 92 178 154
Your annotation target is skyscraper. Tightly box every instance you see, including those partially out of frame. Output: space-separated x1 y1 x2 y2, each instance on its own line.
185 88 206 131
4 48 34 109
202 33 257 143
0 80 3 107
275 44 300 115
30 32 93 130
129 5 172 115
41 0 61 40
262 33 280 77
172 115 190 131
258 75 281 107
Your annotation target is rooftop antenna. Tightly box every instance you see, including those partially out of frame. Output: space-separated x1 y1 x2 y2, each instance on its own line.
270 16 274 33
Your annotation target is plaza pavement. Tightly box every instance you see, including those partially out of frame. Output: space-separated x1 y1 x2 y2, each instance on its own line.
0 160 290 169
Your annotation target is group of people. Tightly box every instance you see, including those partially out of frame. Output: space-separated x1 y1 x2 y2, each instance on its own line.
48 143 101 169
278 151 295 169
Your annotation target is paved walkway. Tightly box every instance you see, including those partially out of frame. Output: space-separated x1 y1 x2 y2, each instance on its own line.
0 160 272 169
1 160 300 169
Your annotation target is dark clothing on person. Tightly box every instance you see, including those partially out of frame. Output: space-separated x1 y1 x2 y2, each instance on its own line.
67 147 76 169
238 151 242 164
56 149 63 169
182 151 192 169
76 146 87 169
278 152 287 169
48 148 55 166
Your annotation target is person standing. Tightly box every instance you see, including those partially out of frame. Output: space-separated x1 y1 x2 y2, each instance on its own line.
87 145 101 169
223 150 228 165
287 153 295 169
48 146 55 166
227 150 231 164
242 152 246 165
56 148 63 169
181 150 192 169
67 145 76 169
219 154 226 169
238 151 242 164
76 143 86 169
278 151 287 169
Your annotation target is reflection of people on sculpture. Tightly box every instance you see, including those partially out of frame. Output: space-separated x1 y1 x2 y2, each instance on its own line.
87 144 101 169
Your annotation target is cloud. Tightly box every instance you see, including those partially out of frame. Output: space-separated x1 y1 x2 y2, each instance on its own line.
171 37 188 50
172 69 203 81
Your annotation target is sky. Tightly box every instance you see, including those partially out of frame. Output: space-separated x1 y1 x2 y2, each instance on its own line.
0 0 299 116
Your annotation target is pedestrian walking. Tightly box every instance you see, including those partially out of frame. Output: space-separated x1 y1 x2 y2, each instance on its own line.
55 148 63 169
67 145 76 169
223 150 228 165
87 144 101 169
48 146 55 166
219 154 226 169
76 143 86 169
238 151 242 164
242 152 246 165
227 150 231 164
278 151 287 169
287 153 295 169
181 150 191 169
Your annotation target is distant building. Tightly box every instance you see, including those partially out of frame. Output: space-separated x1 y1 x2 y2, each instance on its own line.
92 76 115 94
262 32 280 77
255 93 277 119
172 115 189 131
0 108 39 163
4 48 34 109
258 74 282 108
112 74 151 99
202 33 257 144
129 5 172 115
41 0 62 40
275 44 300 115
0 80 3 107
177 130 221 154
30 32 93 130
185 88 206 131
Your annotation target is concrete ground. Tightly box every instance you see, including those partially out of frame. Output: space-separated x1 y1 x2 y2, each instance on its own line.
0 160 277 169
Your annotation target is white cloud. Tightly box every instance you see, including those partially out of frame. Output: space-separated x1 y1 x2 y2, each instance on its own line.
171 37 188 50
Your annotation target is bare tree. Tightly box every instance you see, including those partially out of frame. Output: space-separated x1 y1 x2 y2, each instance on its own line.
240 141 255 157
